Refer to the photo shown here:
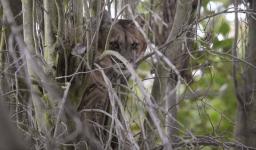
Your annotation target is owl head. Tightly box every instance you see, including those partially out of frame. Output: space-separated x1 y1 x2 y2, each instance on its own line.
98 12 147 65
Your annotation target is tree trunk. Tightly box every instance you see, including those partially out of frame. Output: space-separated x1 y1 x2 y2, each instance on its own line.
22 0 49 134
73 0 84 43
145 1 177 148
144 1 193 148
235 0 256 148
43 0 58 75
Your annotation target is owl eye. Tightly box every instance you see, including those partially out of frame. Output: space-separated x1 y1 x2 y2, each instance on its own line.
109 41 120 50
131 42 138 49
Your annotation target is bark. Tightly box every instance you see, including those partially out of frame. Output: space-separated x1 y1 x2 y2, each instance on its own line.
235 0 256 148
0 8 7 96
22 0 34 57
163 0 194 140
43 0 58 75
73 0 84 43
22 0 49 134
154 0 177 46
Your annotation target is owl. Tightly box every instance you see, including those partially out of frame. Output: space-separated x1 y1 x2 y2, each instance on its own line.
75 12 147 149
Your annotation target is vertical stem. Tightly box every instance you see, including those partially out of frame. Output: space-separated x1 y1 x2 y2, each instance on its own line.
235 1 256 147
74 0 84 43
32 0 39 55
22 0 40 131
22 0 52 135
0 16 6 95
44 0 57 74
115 0 117 17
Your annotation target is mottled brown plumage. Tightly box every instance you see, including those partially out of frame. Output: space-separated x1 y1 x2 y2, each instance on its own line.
76 14 147 148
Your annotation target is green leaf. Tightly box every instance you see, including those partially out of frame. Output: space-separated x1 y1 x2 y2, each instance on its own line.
213 38 233 50
218 21 230 35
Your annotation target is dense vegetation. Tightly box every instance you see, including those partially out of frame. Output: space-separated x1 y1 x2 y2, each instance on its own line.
1 0 256 149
